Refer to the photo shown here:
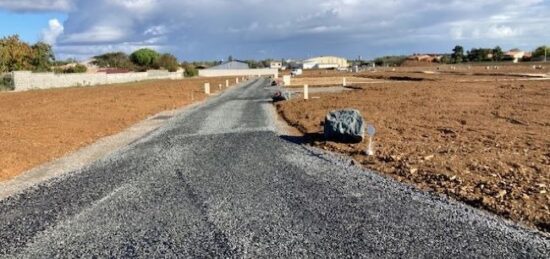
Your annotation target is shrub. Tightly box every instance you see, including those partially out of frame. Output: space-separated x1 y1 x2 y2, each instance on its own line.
0 74 14 91
373 56 407 67
68 64 87 73
92 52 134 70
155 54 179 72
130 48 160 67
54 64 88 74
182 63 198 77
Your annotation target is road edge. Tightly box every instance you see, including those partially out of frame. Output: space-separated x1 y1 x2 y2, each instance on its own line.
0 80 252 201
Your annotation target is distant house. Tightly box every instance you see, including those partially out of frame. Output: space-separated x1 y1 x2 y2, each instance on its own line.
270 61 283 69
504 49 531 63
406 54 443 63
206 61 250 70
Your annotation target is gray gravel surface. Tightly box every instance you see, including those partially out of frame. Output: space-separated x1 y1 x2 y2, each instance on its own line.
0 78 548 258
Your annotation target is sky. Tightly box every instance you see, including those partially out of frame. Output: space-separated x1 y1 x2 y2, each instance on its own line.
0 0 548 61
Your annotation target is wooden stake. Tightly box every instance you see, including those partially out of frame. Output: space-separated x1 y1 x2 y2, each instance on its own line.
204 83 210 95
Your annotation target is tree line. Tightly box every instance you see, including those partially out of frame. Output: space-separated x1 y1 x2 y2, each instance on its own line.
0 34 181 74
371 45 548 67
0 35 54 73
449 45 548 64
92 49 179 72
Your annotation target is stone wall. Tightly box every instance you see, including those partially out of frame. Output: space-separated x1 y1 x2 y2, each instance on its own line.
11 70 184 92
198 68 278 78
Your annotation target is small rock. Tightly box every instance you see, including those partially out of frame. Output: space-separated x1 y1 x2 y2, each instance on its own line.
424 155 435 161
410 168 418 174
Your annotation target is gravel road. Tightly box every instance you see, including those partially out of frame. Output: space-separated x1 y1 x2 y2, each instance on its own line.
0 78 548 258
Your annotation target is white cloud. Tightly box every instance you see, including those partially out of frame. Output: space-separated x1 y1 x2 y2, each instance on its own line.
0 0 72 11
41 19 64 45
1 0 548 59
488 25 521 38
450 27 464 40
63 26 127 43
144 25 168 36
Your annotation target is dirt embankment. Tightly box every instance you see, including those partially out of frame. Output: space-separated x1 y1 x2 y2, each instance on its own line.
0 77 234 181
277 76 550 232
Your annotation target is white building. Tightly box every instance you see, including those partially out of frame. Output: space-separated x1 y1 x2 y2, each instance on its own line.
270 61 283 69
299 56 349 70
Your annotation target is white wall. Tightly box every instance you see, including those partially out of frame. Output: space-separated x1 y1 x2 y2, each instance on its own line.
11 70 184 92
198 68 278 78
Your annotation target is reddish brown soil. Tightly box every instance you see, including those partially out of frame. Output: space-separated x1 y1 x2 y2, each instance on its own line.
0 77 233 181
277 71 550 232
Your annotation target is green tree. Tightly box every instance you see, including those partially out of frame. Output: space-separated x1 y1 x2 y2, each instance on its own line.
0 35 56 72
30 42 55 72
467 48 492 62
245 60 262 68
93 52 134 69
0 35 33 72
439 55 452 64
532 45 549 59
155 53 179 72
130 48 160 67
492 46 504 61
451 45 464 63
373 56 407 67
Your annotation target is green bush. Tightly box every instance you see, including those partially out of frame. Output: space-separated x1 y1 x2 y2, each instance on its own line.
182 63 198 77
373 56 407 67
54 64 88 74
0 75 14 91
155 54 179 72
92 52 134 70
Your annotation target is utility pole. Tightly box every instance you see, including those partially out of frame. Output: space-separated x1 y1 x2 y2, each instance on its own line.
545 46 547 63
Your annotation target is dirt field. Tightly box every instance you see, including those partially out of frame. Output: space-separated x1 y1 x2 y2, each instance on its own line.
0 77 235 182
284 63 549 89
288 76 384 88
277 67 550 232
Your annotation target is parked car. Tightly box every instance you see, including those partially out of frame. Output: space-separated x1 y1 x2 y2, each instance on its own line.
291 68 303 76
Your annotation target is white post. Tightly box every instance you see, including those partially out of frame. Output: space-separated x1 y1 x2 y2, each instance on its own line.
219 84 222 90
304 84 309 100
343 77 347 87
236 77 239 84
226 80 229 88
283 75 291 86
204 83 210 95
367 136 374 156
